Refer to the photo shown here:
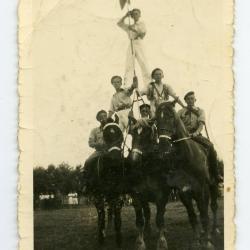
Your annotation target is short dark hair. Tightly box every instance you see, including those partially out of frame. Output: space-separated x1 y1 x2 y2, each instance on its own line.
132 8 141 14
139 103 150 111
111 75 122 83
96 110 107 121
184 91 195 101
151 68 163 78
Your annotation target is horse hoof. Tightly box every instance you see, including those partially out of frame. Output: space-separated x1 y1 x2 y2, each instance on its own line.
157 237 168 250
201 241 215 250
135 239 146 250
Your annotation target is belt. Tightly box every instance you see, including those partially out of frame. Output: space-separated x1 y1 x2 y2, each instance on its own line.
116 105 131 112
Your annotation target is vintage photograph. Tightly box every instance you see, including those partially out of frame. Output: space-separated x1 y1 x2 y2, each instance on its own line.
18 0 234 249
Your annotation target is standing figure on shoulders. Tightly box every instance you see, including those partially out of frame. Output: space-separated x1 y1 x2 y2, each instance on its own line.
142 68 185 117
117 8 151 88
108 75 138 132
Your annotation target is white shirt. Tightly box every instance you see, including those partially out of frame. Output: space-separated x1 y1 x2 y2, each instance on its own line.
118 20 146 40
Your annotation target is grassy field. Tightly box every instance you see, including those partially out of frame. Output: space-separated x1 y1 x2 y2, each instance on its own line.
34 199 224 250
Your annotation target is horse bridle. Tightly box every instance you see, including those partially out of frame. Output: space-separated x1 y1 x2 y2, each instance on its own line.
103 122 123 153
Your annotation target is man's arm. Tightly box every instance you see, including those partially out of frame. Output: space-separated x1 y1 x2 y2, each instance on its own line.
108 97 115 117
117 12 130 31
126 76 138 96
167 85 185 108
192 109 205 137
88 129 97 149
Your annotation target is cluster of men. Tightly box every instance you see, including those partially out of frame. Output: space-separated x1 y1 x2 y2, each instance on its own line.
86 67 221 182
83 8 222 186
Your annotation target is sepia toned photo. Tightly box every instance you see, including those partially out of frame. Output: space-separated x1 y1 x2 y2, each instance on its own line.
18 0 234 249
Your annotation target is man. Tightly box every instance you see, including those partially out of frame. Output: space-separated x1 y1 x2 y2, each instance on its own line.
109 75 138 132
178 91 222 183
82 110 108 193
128 103 158 152
117 8 151 88
84 110 108 168
142 68 185 117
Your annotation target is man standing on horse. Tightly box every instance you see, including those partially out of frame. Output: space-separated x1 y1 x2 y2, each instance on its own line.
178 91 222 183
141 68 185 117
108 75 138 132
117 8 151 88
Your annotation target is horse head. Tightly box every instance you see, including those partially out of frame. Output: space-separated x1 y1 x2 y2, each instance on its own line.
103 120 123 159
155 101 177 156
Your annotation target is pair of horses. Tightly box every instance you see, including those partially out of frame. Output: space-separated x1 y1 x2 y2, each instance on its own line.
84 102 221 250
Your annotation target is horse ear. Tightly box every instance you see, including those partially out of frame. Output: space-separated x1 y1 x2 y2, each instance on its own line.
114 114 119 124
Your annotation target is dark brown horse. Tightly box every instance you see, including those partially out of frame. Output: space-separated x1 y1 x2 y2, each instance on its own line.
83 120 125 247
155 101 221 250
127 121 171 250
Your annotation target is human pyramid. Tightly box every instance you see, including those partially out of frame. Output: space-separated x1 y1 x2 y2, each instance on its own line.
84 7 222 185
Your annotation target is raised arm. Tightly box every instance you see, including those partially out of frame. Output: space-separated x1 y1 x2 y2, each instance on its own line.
167 85 185 108
117 12 130 30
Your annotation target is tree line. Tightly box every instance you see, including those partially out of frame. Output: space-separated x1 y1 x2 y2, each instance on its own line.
33 163 83 198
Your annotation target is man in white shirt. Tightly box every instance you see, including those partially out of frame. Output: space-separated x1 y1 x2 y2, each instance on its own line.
117 8 151 88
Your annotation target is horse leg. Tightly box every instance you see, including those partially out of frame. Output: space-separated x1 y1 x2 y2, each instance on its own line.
107 203 114 231
142 201 151 235
196 187 215 250
133 197 146 250
156 202 168 250
210 184 221 237
179 191 200 248
94 198 106 245
114 198 123 248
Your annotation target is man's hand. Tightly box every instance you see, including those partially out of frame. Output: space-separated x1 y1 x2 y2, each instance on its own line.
191 131 199 137
128 26 137 33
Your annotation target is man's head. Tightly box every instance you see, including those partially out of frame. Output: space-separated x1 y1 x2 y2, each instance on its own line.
131 8 141 22
96 110 108 125
139 103 151 118
151 68 164 82
184 91 196 107
111 75 123 91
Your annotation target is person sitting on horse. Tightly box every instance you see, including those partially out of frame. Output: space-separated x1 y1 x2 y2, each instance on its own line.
140 68 185 117
128 103 158 153
82 110 108 192
108 75 138 132
177 91 223 184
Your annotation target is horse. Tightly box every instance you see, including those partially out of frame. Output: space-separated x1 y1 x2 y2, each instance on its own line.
155 101 221 249
126 118 172 250
82 119 125 247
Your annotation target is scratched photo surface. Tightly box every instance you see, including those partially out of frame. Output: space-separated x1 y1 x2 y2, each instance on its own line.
18 0 234 249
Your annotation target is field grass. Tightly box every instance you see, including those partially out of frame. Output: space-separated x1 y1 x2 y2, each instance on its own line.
34 199 224 250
